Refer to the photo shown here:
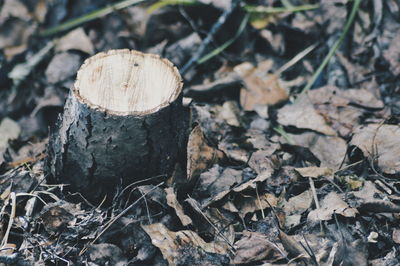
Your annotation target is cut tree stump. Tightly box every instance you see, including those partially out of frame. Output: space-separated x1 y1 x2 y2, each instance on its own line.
47 49 184 202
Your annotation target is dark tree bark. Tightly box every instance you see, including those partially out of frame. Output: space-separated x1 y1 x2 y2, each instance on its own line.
46 49 184 203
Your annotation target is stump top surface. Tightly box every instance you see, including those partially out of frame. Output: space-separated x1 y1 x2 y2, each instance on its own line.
74 49 182 114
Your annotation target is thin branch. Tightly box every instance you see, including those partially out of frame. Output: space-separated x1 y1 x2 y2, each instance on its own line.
180 0 242 74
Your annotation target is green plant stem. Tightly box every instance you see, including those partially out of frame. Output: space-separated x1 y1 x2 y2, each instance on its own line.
40 0 147 36
147 0 198 14
273 125 294 145
197 14 249 64
300 0 362 94
244 4 319 14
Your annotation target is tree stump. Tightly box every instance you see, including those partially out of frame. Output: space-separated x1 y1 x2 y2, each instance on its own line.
47 49 184 203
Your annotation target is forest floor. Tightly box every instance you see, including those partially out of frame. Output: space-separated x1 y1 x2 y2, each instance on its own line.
1 0 400 265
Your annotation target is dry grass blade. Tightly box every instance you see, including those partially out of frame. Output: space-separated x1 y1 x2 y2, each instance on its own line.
0 192 16 248
79 182 164 256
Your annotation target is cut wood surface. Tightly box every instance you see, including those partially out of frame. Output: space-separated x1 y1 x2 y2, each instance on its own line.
47 49 184 202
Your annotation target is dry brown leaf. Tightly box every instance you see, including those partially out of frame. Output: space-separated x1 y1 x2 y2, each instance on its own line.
142 223 229 265
392 228 400 244
187 125 224 182
233 172 273 192
40 206 75 235
235 193 278 218
0 243 16 256
277 95 336 136
307 192 358 223
286 132 347 169
165 187 192 226
295 166 334 178
279 230 309 259
0 0 36 55
282 190 313 215
55 27 95 54
195 166 242 207
350 124 400 175
351 181 400 213
306 86 383 137
248 150 277 176
234 61 288 111
232 232 284 264
383 34 400 75
45 52 81 83
217 101 241 127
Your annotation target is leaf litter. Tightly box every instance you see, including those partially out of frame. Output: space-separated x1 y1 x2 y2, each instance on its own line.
1 0 400 265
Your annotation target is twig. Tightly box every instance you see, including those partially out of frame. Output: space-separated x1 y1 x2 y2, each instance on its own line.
255 186 265 219
309 177 320 209
15 193 48 206
139 189 152 224
197 14 249 65
187 196 235 253
299 0 362 94
119 174 166 196
180 0 242 74
275 43 318 75
263 195 283 230
301 235 318 265
79 182 164 256
1 192 16 248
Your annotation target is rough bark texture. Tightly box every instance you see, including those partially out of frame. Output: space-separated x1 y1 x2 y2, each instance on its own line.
46 50 184 203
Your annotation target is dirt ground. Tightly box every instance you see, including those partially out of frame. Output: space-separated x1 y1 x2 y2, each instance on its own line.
0 0 400 265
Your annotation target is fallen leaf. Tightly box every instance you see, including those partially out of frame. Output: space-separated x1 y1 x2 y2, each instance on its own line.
285 214 301 229
279 230 309 259
187 125 225 182
339 175 364 190
350 124 400 175
0 117 21 164
350 181 400 213
45 52 81 83
277 95 336 136
0 243 16 256
217 101 241 127
40 206 75 235
142 223 229 265
307 86 383 137
235 193 278 218
392 228 400 244
234 60 288 111
55 27 95 54
86 243 128 265
165 187 192 226
193 165 242 207
286 132 347 169
295 166 334 178
232 232 284 264
8 42 54 87
248 150 277 177
383 34 400 75
307 192 358 223
233 172 273 192
283 190 313 215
